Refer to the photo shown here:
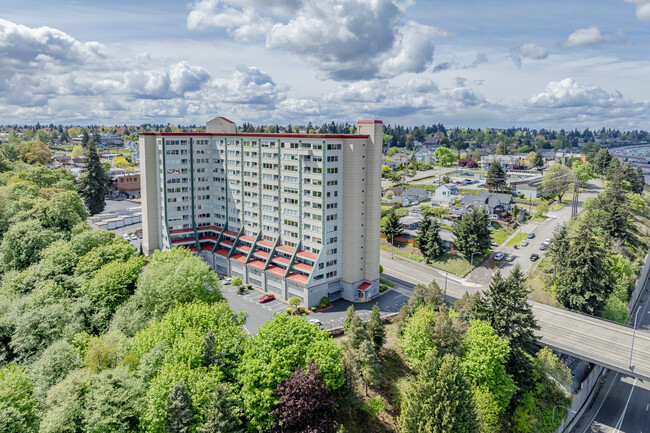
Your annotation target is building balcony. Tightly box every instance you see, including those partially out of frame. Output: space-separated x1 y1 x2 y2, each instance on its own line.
295 250 318 261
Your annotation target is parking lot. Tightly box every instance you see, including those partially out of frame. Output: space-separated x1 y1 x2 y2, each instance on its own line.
219 281 411 334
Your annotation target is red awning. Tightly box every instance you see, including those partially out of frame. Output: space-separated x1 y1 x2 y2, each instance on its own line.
358 282 371 291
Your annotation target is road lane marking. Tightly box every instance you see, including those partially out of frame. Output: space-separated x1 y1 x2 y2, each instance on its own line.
580 372 619 433
612 377 636 432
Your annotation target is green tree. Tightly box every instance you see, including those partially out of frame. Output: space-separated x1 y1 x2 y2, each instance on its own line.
597 172 631 240
592 148 612 175
0 219 60 272
166 380 194 433
83 366 144 433
357 338 381 395
75 238 135 279
532 152 544 168
555 219 612 314
415 218 443 262
366 304 386 352
461 320 516 414
452 207 491 257
542 164 574 202
434 146 457 167
572 160 593 187
398 353 479 433
78 138 109 215
409 280 445 311
30 340 81 398
39 369 91 433
0 365 40 433
42 191 87 232
475 267 539 394
343 304 356 334
486 162 506 192
381 211 403 244
237 314 343 432
548 224 570 276
196 384 243 433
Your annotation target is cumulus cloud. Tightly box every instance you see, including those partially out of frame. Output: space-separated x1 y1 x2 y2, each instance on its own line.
625 0 650 22
464 53 489 69
510 42 549 68
560 26 626 48
186 0 443 80
530 78 624 108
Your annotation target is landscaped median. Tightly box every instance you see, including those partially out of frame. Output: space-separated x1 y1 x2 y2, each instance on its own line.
506 232 529 246
381 242 486 276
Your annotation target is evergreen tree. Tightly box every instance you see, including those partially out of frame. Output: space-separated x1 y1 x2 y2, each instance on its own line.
555 219 612 314
414 217 432 258
399 353 479 433
532 152 544 168
202 330 223 367
592 148 612 175
633 166 645 194
345 313 369 351
382 211 404 244
196 384 243 433
452 207 491 257
424 219 444 260
343 305 355 334
409 280 445 311
430 305 465 357
366 304 386 352
270 360 335 433
166 380 194 433
475 267 539 394
78 139 109 215
599 172 631 240
548 224 570 276
81 128 90 148
357 338 381 395
486 162 506 192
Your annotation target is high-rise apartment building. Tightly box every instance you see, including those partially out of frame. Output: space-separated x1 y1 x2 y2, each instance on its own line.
140 116 382 307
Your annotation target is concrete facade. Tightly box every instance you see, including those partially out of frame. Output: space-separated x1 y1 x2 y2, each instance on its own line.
140 116 382 307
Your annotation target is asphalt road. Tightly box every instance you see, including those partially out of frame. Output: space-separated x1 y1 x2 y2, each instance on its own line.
570 279 650 433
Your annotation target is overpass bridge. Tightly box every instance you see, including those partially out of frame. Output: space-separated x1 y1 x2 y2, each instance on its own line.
533 303 650 381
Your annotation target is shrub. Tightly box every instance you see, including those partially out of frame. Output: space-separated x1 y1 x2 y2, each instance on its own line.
237 286 246 294
231 277 243 287
286 308 294 315
320 297 330 306
297 307 307 314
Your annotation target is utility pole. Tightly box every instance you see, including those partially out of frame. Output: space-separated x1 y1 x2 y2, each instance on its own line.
571 181 579 219
629 307 641 369
444 271 448 301
391 234 394 259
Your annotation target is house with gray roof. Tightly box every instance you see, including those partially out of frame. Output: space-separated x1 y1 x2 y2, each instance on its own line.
434 183 459 202
450 192 515 219
401 187 432 206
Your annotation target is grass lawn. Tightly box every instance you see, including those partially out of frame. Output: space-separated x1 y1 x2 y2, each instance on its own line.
550 193 573 211
379 279 395 288
428 251 486 276
491 230 509 246
506 232 529 246
380 244 424 262
532 215 547 222
381 206 393 213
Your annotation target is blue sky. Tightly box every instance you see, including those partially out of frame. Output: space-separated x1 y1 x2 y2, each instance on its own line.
1 0 649 129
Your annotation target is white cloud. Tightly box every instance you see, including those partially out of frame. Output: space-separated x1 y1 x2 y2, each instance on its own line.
186 0 443 80
625 0 650 22
530 78 624 108
510 42 549 67
560 26 626 48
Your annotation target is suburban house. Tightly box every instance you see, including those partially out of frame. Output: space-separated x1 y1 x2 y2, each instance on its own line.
450 192 515 219
415 150 436 164
401 187 432 206
382 186 404 202
555 152 586 164
508 174 546 198
479 155 528 171
397 214 457 250
389 153 410 166
434 183 459 202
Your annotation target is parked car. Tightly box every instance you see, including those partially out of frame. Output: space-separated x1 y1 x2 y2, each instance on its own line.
308 319 324 329
527 233 535 239
490 241 498 247
506 254 515 262
520 240 529 247
121 234 130 240
539 242 549 250
530 253 540 261
130 233 138 240
259 294 275 303
137 232 143 239
494 252 505 261
478 183 486 188
223 277 233 285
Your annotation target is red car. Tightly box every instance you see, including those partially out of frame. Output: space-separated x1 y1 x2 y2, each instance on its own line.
259 294 275 303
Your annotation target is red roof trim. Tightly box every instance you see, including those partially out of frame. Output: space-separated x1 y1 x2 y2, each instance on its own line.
293 262 313 272
256 239 274 247
220 239 233 247
223 230 238 237
266 266 285 277
236 245 251 253
253 250 269 258
239 235 255 242
215 248 229 257
200 245 213 251
296 250 318 260
230 253 247 263
171 238 194 244
276 245 295 254
140 132 370 139
198 235 219 242
218 116 235 124
357 120 383 124
247 260 266 270
197 226 222 232
170 228 194 234
358 282 371 291
286 273 309 285
272 256 291 265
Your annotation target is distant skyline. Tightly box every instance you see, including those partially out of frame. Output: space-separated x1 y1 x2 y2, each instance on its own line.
1 0 650 129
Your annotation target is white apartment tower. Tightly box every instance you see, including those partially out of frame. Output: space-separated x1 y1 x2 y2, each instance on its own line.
140 116 383 307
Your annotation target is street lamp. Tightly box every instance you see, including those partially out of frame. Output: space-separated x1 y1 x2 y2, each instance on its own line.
470 251 480 268
629 307 641 369
552 405 576 423
391 233 394 259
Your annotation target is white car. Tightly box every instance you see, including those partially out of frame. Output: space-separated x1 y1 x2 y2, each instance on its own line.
130 233 138 240
520 240 529 247
308 319 324 329
494 252 505 261
121 234 130 240
222 277 233 285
